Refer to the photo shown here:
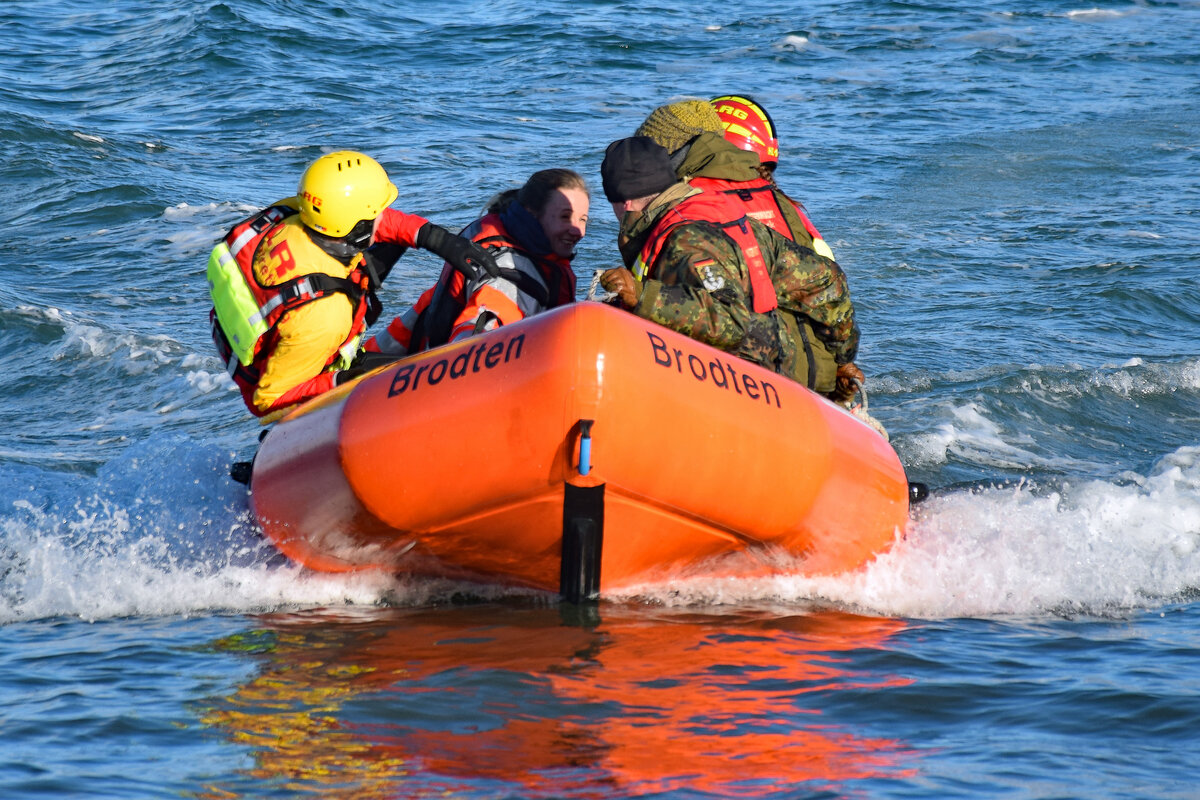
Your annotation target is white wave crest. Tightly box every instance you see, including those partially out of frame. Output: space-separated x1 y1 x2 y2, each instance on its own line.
163 201 258 221
904 399 1067 470
5 438 1195 624
53 316 177 368
773 35 810 52
163 201 262 255
1067 8 1135 20
185 369 234 394
0 504 399 624
619 446 1200 618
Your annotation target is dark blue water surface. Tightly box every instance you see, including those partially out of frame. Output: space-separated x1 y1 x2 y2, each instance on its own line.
2 1 1198 797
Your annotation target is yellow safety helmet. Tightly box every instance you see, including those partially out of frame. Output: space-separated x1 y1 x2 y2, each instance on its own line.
297 151 398 238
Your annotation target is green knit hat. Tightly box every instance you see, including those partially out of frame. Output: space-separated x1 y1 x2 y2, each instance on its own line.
635 100 726 155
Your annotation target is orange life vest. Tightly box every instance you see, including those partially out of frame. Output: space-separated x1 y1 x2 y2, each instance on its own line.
408 213 575 351
209 205 380 411
634 185 779 313
688 175 828 248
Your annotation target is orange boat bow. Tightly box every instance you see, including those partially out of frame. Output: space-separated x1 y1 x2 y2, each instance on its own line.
250 303 909 597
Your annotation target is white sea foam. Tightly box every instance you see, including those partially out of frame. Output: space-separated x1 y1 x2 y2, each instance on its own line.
0 479 525 624
45 313 233 413
52 316 177 368
0 438 398 623
54 322 111 359
184 369 234 394
884 359 1200 463
774 35 809 51
4 444 1195 624
163 201 267 254
164 201 215 220
166 226 223 252
1066 8 1134 20
0 505 399 623
906 400 1050 470
9 305 69 331
164 201 260 223
621 446 1200 618
772 33 840 60
4 421 1195 625
1182 360 1200 389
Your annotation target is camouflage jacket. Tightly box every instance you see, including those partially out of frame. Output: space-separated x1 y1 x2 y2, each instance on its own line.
627 189 859 381
762 225 859 366
675 132 823 255
635 218 784 370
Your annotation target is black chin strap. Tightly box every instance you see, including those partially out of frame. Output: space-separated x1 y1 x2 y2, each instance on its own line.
344 218 374 251
306 226 364 266
302 225 387 326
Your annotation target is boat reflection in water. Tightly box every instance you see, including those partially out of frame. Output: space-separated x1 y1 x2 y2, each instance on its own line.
199 604 915 798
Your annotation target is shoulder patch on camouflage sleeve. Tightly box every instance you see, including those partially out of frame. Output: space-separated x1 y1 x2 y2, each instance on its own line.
697 261 725 291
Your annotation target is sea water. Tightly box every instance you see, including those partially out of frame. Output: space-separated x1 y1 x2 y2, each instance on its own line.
1 1 1198 797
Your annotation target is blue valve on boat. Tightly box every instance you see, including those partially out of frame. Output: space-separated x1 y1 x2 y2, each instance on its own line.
577 419 594 476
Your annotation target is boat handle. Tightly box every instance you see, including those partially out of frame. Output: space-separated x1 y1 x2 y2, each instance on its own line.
577 419 594 476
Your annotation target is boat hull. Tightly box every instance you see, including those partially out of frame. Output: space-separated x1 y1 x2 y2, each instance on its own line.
250 303 909 597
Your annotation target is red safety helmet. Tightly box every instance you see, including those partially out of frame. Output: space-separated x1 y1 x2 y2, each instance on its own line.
710 95 780 168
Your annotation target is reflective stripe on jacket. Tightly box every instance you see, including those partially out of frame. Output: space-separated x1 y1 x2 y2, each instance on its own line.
367 212 575 356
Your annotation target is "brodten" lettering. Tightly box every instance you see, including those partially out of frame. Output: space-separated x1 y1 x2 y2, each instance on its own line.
389 334 525 397
647 331 781 408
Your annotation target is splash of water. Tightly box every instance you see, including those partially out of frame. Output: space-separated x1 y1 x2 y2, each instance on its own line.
626 446 1200 618
3 433 1196 623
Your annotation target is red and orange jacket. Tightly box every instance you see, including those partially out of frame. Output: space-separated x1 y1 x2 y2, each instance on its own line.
211 200 426 417
366 208 575 356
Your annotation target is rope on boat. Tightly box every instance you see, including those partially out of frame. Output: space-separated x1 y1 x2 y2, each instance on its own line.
842 378 890 441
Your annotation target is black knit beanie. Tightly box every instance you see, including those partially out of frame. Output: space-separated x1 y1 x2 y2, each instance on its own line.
601 137 677 203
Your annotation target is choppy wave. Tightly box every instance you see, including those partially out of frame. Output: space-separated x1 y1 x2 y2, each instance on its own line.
1066 8 1139 21
2 434 1196 624
2 2 1200 797
622 445 1200 617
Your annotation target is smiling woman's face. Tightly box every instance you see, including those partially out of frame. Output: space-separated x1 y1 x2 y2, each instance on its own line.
537 187 590 259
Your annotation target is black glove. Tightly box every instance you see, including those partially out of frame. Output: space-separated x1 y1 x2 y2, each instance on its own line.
335 366 368 386
416 223 500 281
350 350 404 371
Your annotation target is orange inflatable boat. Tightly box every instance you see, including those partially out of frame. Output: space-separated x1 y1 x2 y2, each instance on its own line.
249 302 911 600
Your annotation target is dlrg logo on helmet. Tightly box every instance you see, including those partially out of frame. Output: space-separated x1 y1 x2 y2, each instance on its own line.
710 95 780 167
713 103 750 120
